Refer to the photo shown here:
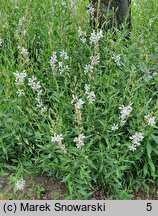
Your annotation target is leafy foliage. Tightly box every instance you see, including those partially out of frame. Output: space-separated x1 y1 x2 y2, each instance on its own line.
0 0 158 199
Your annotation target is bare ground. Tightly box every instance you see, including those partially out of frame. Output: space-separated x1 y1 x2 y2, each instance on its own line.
0 174 158 200
0 174 66 200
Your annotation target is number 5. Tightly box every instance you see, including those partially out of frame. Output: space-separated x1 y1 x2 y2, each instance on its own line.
146 203 152 211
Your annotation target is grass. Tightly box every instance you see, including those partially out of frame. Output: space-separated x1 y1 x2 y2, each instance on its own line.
0 0 158 199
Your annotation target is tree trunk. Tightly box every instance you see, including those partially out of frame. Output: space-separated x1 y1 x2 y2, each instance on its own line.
90 0 131 31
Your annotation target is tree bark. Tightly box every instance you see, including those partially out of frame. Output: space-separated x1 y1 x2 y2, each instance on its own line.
90 0 131 31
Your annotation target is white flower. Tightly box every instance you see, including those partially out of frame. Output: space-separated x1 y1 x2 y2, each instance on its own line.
60 50 68 60
112 123 119 131
129 132 144 151
24 58 30 64
69 0 77 12
28 76 41 91
90 54 99 66
129 144 137 151
41 106 47 113
78 27 87 43
0 36 2 46
87 92 95 104
50 51 57 70
71 95 84 110
81 37 87 43
71 95 78 104
18 16 25 26
144 115 156 126
75 99 84 110
51 134 64 143
35 96 43 108
28 76 37 86
153 72 158 76
20 47 29 56
90 30 103 45
84 64 94 75
35 90 45 110
112 54 121 66
33 81 41 91
51 134 66 153
74 134 86 148
85 84 90 94
88 4 95 20
58 61 69 74
23 29 27 36
149 18 154 26
129 132 144 147
37 89 43 97
28 76 44 109
78 27 85 37
58 61 63 71
15 179 25 190
16 89 24 96
119 103 133 125
85 85 95 104
97 30 103 39
13 70 27 86
64 65 70 71
18 47 30 64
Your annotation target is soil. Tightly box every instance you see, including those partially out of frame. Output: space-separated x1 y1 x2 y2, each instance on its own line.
0 174 66 200
0 174 158 200
92 188 158 200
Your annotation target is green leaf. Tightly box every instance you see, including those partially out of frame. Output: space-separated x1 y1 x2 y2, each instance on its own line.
61 174 71 183
146 143 152 159
87 159 97 170
148 159 155 174
152 148 158 156
152 135 158 143
143 161 148 177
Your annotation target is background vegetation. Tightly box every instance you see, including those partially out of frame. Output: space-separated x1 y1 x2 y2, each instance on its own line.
0 0 158 199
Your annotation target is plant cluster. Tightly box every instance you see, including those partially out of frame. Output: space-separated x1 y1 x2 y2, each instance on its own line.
0 0 158 199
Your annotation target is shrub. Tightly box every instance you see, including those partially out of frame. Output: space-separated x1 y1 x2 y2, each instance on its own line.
0 0 158 199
